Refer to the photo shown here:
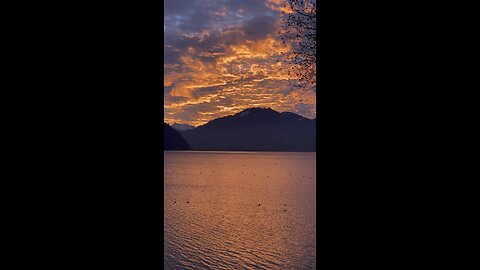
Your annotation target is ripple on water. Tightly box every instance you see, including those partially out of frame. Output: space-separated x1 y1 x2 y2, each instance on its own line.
164 151 316 269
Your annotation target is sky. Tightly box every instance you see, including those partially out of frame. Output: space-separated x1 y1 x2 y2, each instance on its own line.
164 0 316 127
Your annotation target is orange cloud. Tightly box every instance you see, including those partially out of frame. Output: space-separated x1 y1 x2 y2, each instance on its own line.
164 0 316 126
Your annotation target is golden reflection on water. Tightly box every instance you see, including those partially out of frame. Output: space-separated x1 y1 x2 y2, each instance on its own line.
164 151 316 269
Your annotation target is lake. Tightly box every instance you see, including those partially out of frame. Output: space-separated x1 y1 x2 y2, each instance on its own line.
164 151 316 269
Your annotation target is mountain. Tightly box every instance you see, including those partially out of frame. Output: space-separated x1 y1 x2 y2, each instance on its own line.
171 123 195 131
164 123 190 150
180 108 315 152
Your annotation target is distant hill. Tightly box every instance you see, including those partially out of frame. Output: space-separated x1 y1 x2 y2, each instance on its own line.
172 123 195 131
164 123 190 150
180 108 315 152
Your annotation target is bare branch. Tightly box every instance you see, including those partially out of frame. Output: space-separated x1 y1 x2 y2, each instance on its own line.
281 0 316 92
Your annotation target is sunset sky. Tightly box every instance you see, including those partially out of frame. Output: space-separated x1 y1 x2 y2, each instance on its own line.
164 0 316 127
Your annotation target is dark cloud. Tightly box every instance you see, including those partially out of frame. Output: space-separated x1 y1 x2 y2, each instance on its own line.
164 0 201 16
164 0 280 66
242 15 278 40
164 45 182 64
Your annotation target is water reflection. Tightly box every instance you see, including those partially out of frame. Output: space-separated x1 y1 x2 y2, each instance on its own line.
164 151 316 269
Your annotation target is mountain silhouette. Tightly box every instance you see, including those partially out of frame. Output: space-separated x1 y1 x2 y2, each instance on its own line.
172 123 195 131
164 123 190 150
180 108 315 152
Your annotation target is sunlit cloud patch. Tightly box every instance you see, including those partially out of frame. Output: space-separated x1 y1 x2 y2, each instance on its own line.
164 0 316 126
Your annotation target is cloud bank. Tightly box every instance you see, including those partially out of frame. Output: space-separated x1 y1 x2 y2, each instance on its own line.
164 0 316 126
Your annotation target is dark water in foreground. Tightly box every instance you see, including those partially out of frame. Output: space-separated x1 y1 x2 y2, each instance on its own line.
164 151 316 269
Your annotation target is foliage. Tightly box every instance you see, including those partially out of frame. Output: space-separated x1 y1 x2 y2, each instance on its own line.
280 0 316 91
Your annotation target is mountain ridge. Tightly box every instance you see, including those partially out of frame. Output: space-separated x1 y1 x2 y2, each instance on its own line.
172 123 195 131
164 123 190 150
181 107 315 152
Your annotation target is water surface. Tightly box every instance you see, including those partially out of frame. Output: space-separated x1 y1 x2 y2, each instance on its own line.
164 151 316 269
